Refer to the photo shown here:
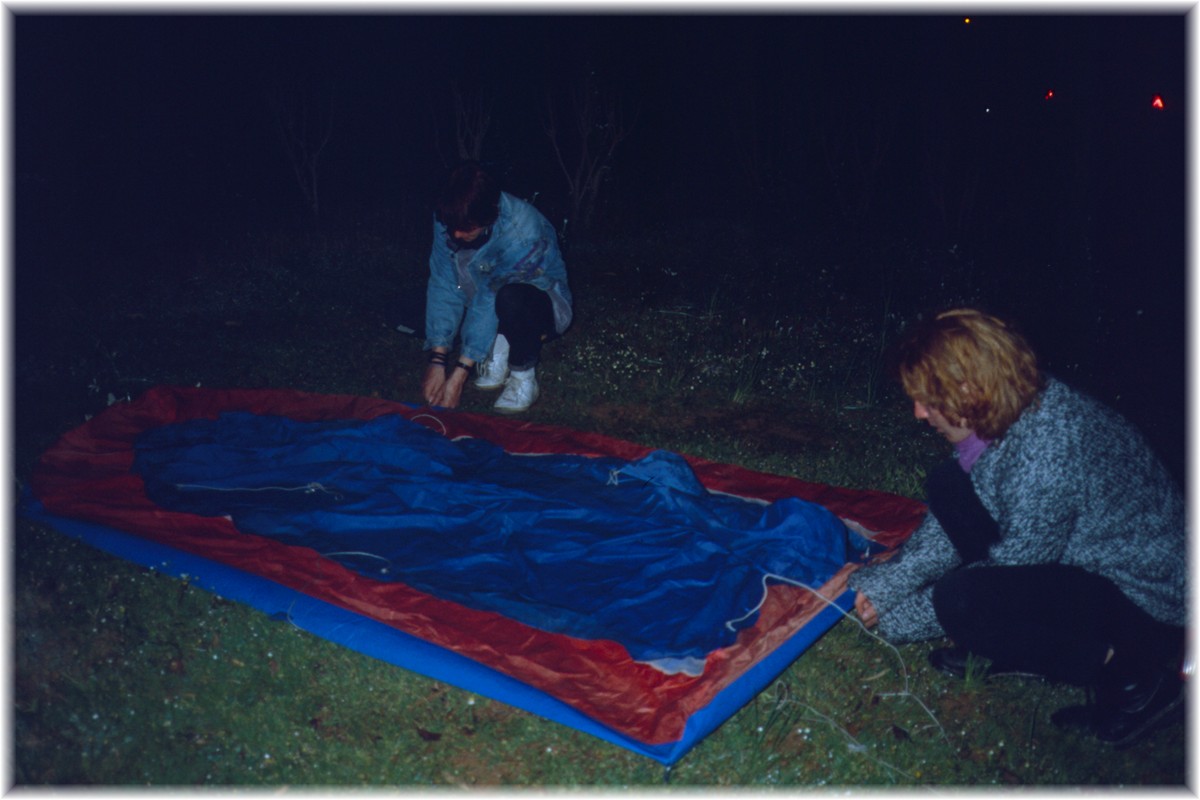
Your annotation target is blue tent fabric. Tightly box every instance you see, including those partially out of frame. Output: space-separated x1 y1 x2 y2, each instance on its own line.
26 387 931 764
19 490 861 765
133 411 869 664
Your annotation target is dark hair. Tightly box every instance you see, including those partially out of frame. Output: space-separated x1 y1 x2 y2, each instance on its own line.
435 161 501 232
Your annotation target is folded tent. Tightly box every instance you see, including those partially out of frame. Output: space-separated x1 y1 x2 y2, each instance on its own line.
21 385 923 766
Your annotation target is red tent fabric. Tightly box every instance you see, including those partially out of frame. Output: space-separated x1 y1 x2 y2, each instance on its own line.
26 385 924 761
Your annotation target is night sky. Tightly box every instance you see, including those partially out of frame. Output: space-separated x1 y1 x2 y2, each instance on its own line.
15 13 1185 234
12 11 1189 473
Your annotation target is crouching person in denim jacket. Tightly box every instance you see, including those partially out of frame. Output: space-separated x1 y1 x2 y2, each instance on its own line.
849 308 1187 750
421 161 572 414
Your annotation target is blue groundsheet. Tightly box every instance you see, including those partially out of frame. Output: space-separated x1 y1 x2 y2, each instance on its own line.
24 386 923 765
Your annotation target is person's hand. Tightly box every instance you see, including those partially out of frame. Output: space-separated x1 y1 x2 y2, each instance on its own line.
436 365 471 409
855 593 879 629
421 363 448 406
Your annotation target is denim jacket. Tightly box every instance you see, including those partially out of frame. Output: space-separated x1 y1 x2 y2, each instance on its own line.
424 192 572 363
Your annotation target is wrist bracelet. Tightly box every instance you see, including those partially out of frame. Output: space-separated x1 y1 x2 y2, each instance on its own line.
428 351 449 366
453 361 474 375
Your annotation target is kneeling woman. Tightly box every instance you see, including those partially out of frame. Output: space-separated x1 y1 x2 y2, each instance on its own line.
421 161 572 414
849 308 1187 749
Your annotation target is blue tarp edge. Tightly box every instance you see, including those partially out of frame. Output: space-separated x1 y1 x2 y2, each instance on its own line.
19 491 849 766
664 589 852 763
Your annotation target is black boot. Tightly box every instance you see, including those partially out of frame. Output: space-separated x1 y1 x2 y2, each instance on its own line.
1092 665 1185 749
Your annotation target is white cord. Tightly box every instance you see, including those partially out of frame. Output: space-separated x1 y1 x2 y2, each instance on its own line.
729 572 948 742
410 413 448 436
174 481 336 495
322 550 393 575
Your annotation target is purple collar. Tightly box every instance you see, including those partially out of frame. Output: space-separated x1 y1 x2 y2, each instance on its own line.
956 433 990 472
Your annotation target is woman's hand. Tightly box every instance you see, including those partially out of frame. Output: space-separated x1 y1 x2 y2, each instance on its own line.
436 365 471 409
421 363 448 406
854 593 879 629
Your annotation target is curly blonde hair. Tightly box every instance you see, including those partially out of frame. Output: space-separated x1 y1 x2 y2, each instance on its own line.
891 308 1044 439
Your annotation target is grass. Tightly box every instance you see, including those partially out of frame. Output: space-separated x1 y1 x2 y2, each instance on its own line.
12 211 1189 787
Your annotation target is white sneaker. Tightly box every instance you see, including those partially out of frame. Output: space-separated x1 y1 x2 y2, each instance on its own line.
474 334 510 390
494 368 539 414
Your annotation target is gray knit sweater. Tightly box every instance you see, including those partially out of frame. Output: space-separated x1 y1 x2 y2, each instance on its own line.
848 378 1187 643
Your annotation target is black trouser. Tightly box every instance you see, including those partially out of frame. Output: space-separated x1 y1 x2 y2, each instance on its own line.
924 458 1183 685
932 564 1184 685
494 283 556 370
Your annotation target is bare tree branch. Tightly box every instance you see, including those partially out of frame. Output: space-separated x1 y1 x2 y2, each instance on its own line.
264 76 335 222
543 73 634 231
430 82 494 167
452 82 493 161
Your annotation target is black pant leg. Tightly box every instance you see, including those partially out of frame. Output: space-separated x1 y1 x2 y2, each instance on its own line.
924 459 1000 564
932 564 1179 685
494 283 556 370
